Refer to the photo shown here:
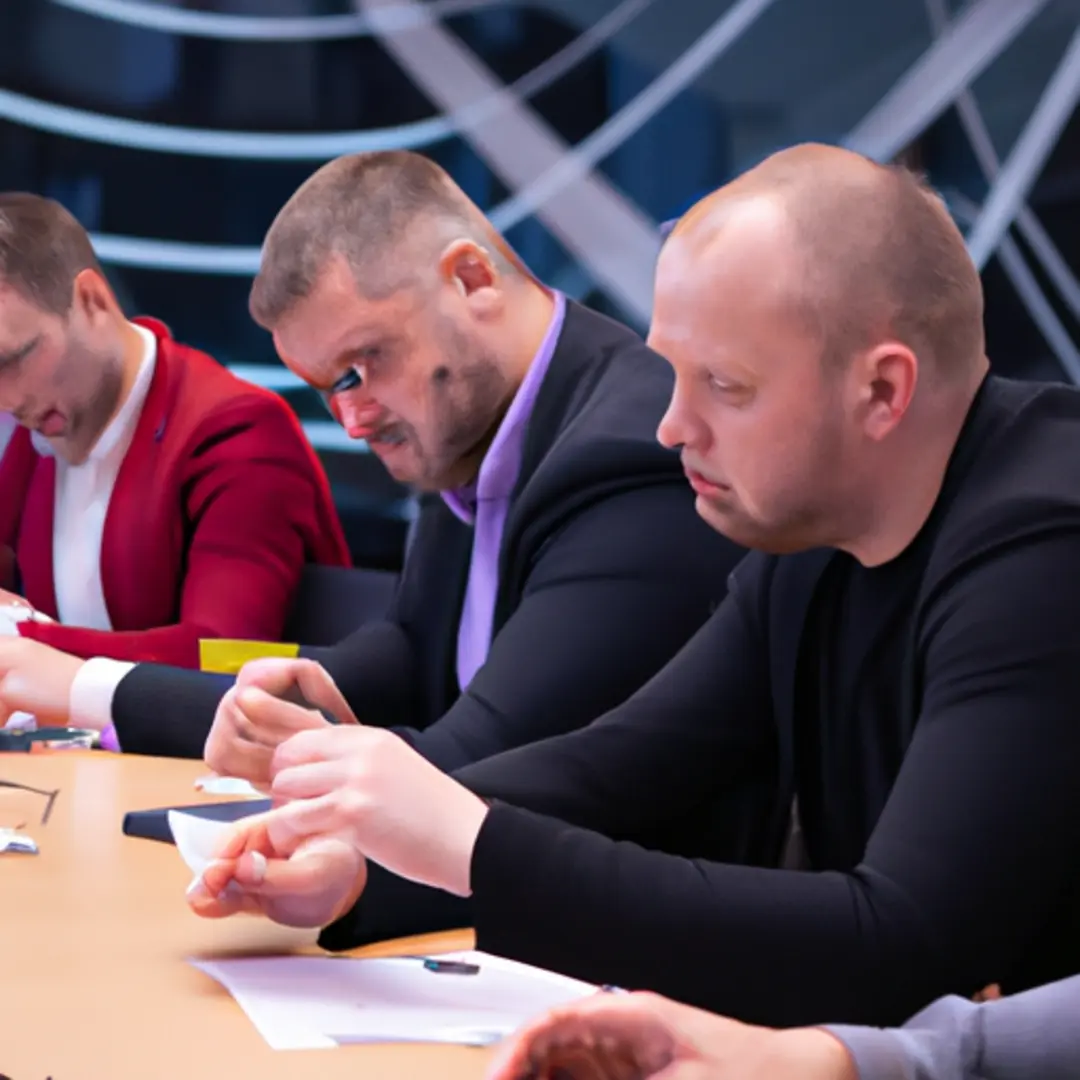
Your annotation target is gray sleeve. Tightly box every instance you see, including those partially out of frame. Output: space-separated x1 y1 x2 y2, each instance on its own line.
824 974 1080 1080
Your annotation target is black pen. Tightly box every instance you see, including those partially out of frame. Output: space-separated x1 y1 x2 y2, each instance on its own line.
400 955 482 975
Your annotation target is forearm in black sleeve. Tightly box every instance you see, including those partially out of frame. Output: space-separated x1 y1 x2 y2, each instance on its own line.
319 565 776 951
111 621 418 758
112 665 233 757
465 533 1080 1029
393 484 740 773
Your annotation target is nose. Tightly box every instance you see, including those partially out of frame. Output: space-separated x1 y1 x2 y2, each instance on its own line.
335 390 384 440
657 378 703 451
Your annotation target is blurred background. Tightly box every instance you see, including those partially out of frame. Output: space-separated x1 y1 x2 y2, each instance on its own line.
1 0 1078 570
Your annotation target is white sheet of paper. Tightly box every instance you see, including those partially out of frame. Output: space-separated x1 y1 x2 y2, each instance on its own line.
168 810 230 878
191 951 597 1051
194 775 263 797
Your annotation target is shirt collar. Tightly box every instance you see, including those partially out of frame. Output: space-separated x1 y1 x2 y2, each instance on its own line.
443 291 566 524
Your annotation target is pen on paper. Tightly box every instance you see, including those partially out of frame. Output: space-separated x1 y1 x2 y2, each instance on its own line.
400 956 482 975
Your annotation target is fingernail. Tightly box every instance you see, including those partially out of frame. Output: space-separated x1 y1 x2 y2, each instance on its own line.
186 874 207 900
249 850 267 884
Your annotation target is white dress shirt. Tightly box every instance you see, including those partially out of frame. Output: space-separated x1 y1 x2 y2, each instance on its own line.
28 324 157 734
43 322 157 630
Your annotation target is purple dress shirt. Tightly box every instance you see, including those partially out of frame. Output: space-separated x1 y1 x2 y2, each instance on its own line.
442 291 566 690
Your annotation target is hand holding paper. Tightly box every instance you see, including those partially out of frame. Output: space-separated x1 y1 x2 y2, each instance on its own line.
185 804 368 928
170 810 234 879
188 724 489 927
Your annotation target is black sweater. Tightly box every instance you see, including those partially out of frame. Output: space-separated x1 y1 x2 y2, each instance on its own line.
323 374 1080 1030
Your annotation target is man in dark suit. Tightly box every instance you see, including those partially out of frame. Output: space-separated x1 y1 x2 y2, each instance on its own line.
0 150 741 769
187 144 1080 1032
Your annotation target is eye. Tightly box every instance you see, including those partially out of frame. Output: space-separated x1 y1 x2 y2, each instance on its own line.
330 367 363 395
706 374 753 405
0 337 39 373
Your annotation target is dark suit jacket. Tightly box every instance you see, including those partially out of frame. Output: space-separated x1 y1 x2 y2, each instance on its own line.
110 301 745 761
320 374 1080 1030
0 317 348 666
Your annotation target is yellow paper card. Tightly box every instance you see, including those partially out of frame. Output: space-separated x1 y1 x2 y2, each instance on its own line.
199 639 300 675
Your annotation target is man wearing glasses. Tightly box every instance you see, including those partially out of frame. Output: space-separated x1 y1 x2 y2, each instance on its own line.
0 151 743 776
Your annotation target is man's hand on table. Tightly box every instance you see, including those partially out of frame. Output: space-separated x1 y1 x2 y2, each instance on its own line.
0 637 87 727
485 991 858 1080
204 657 354 789
186 810 369 928
189 724 489 923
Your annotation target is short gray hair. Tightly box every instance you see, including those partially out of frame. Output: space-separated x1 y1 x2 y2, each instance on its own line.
250 151 514 327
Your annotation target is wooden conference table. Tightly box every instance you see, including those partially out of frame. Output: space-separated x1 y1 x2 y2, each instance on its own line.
0 751 489 1080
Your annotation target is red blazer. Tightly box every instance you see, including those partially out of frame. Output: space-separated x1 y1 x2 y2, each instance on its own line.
0 317 350 667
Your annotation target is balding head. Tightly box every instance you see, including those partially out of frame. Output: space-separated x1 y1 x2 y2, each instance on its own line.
652 144 990 563
667 143 985 383
250 150 519 328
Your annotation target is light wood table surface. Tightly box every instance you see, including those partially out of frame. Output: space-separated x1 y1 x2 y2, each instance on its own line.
0 751 488 1080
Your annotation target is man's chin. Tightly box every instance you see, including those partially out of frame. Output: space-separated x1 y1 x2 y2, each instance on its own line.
698 504 817 555
369 440 413 474
34 431 83 466
381 461 445 494
696 499 771 551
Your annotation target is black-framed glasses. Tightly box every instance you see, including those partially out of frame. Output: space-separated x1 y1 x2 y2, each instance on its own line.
318 365 364 417
0 779 58 825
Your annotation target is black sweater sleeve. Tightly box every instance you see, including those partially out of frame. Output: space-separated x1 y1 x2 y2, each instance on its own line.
466 531 1080 1029
318 566 775 950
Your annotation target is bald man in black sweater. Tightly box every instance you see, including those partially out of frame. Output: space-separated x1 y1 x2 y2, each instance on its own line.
186 144 1080 1031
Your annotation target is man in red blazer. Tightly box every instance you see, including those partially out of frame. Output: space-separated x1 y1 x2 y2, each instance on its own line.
0 192 350 670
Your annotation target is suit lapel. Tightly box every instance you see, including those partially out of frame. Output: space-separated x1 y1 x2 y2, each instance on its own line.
18 455 59 619
99 326 172 630
399 496 474 707
490 302 585 634
435 518 474 698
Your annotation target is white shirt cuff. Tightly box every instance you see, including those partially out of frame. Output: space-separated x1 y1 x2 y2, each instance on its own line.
69 657 136 731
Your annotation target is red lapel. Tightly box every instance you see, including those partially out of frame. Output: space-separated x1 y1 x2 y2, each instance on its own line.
98 318 176 631
0 426 40 550
17 453 58 619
